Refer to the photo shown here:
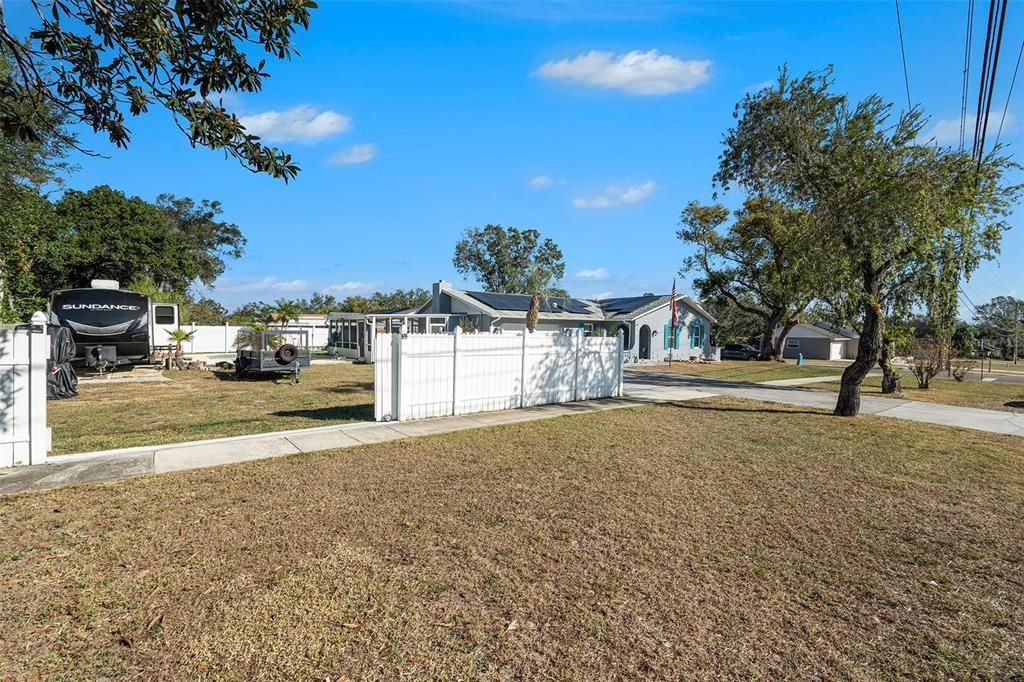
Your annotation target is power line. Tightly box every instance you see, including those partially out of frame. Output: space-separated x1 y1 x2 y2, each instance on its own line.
994 38 1024 148
973 0 998 155
961 0 975 151
976 0 1008 163
895 0 912 109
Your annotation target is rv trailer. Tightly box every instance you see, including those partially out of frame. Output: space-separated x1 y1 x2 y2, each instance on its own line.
49 280 179 369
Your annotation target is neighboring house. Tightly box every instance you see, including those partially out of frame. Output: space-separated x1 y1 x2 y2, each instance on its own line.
327 280 718 364
781 322 860 360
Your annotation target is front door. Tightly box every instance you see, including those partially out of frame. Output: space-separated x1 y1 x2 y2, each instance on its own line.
639 325 651 360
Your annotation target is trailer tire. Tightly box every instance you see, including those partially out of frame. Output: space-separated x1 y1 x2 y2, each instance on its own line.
275 344 298 365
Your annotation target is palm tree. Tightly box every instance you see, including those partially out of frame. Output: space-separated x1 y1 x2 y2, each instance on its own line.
166 328 196 367
524 264 557 333
270 298 302 327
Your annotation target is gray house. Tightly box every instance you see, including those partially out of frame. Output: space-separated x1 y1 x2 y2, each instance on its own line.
328 280 718 364
781 322 860 360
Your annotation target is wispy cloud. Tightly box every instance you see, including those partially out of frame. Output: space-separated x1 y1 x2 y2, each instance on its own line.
322 281 371 294
218 276 309 294
743 79 774 94
576 267 609 280
239 105 351 142
590 290 615 300
329 143 377 165
529 175 554 189
535 50 711 95
573 181 657 209
917 112 1016 146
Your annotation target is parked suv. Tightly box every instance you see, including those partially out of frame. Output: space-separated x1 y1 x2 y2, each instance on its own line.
721 343 760 360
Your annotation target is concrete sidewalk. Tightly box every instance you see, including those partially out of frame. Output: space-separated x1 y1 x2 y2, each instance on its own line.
0 395 669 496
625 371 1024 437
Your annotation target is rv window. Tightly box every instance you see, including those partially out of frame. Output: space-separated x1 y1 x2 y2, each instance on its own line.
154 306 176 325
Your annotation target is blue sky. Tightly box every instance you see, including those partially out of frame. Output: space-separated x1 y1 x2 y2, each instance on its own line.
9 0 1023 311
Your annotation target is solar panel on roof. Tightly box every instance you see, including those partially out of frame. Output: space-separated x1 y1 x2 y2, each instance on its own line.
465 291 592 314
598 296 662 316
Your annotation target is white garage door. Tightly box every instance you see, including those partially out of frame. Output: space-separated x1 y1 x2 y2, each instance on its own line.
829 342 844 360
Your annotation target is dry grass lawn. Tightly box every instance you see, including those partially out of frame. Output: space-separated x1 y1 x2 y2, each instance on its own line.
2 398 1023 679
48 362 374 454
813 375 1024 413
629 359 842 382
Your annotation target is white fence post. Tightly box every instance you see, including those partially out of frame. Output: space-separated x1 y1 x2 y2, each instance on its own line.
617 329 625 397
572 329 581 402
0 313 50 467
452 326 461 416
519 330 527 408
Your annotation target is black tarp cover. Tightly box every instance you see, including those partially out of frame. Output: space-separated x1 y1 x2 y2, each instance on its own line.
47 324 78 400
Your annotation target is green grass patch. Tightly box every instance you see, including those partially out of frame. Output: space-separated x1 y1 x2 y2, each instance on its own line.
812 375 1024 413
629 359 843 382
48 363 375 454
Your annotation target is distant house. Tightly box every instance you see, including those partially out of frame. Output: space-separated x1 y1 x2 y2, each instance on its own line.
328 280 718 364
781 322 860 360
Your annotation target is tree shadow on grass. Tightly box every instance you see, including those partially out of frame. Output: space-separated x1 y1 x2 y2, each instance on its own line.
271 404 374 422
1005 401 1024 410
666 400 825 417
320 382 374 394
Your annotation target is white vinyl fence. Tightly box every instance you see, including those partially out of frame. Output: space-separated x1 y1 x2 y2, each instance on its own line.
374 329 624 422
170 324 330 355
0 314 50 467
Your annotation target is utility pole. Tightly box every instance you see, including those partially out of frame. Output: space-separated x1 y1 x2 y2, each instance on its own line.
1014 299 1020 365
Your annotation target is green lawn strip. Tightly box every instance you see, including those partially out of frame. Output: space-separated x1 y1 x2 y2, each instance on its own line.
810 375 1024 413
3 397 1022 678
630 359 843 382
48 363 375 454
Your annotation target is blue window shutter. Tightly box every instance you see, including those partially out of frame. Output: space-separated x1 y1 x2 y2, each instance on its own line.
674 325 681 349
663 324 670 350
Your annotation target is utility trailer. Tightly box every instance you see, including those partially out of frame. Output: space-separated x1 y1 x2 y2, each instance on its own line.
235 328 312 383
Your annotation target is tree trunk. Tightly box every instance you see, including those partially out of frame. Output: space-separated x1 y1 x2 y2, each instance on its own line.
758 309 786 361
835 274 882 417
772 317 799 363
878 337 901 394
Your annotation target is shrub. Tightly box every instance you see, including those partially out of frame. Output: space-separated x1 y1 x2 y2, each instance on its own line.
908 337 943 389
950 358 977 382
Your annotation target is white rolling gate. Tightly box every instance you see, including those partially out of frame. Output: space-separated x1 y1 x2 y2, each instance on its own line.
0 314 50 467
374 328 624 422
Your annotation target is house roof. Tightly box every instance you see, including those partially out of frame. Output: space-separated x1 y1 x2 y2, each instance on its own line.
448 287 716 324
464 291 594 315
788 322 860 340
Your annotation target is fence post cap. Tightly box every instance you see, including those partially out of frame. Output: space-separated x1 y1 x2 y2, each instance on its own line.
30 311 47 325
453 325 462 335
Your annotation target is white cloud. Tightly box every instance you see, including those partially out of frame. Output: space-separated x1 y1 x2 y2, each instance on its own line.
576 267 609 280
573 195 614 209
590 290 615 300
218 277 309 294
322 281 371 294
573 181 657 209
239 105 351 142
529 175 554 189
329 143 377 165
918 112 1016 146
535 50 711 95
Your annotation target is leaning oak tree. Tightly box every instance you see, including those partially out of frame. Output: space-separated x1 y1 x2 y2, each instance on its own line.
679 196 828 361
0 0 316 180
715 68 1020 416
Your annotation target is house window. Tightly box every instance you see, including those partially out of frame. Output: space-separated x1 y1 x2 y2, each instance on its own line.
787 339 800 348
689 320 704 348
